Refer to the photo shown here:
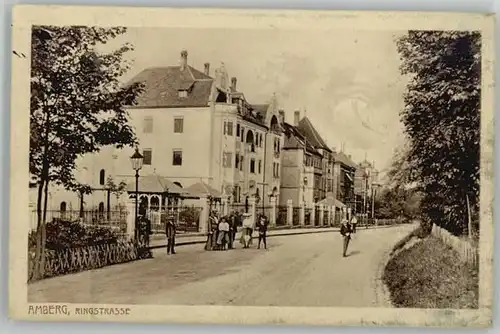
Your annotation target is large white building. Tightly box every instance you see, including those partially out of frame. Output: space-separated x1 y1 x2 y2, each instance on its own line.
29 50 284 219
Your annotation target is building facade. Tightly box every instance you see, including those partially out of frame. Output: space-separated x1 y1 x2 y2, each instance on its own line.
30 50 284 217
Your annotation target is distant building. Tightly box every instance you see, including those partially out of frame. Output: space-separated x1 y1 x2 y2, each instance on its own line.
331 149 357 211
354 160 379 214
279 110 335 207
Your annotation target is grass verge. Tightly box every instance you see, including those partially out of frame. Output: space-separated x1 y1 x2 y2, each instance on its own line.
383 235 478 309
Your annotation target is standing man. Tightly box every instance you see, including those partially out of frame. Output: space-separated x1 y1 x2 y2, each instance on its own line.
256 215 268 250
166 213 177 255
340 213 352 257
351 213 358 234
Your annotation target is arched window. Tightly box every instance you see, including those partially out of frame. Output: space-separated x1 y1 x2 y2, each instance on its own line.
99 169 105 185
60 201 67 212
98 202 105 212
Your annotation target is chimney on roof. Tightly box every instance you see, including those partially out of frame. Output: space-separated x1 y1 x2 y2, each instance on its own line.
278 109 285 123
231 77 237 91
204 63 210 76
180 50 188 71
294 110 300 126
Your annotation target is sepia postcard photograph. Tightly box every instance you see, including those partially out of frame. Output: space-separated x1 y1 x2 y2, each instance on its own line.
8 5 494 328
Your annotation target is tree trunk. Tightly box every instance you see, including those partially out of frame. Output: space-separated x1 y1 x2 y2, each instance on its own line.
40 179 50 278
32 178 45 280
107 189 111 221
79 190 84 219
466 193 472 239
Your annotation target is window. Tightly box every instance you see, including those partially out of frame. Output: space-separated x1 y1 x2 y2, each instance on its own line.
174 117 184 133
143 116 153 133
99 169 105 185
178 90 188 98
240 127 244 142
240 156 244 171
59 201 67 213
236 124 240 136
143 149 152 165
172 150 182 166
273 163 280 178
98 202 105 214
223 152 232 168
258 160 262 174
235 154 239 169
260 134 264 147
250 158 255 173
224 121 233 136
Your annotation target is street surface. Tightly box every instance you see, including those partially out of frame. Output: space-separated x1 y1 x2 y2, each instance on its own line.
28 225 414 307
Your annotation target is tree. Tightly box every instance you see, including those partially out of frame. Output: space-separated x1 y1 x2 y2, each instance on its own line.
396 31 480 236
30 26 144 279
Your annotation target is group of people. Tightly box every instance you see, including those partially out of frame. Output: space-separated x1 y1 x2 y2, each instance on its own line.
205 211 269 251
150 205 357 258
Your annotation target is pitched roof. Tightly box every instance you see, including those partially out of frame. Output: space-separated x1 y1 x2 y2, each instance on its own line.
282 123 321 156
185 181 222 198
333 151 358 169
298 117 332 152
126 175 186 194
126 65 213 108
317 195 346 208
251 104 270 121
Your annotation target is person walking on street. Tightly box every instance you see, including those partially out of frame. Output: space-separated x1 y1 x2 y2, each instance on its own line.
340 214 352 257
166 213 177 255
256 215 268 249
351 213 358 234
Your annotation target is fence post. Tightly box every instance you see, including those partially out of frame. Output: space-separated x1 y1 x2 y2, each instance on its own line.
199 197 210 235
126 199 136 240
318 204 324 227
249 196 256 226
327 206 332 227
286 199 293 226
311 204 316 226
270 196 277 227
222 196 229 216
299 202 305 226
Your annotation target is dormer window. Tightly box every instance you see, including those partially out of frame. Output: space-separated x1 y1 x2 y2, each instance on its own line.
178 90 188 98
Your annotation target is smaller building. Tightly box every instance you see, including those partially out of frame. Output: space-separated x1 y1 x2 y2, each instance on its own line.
331 149 357 212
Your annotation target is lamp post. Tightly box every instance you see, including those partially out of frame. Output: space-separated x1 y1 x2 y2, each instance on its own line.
130 148 144 242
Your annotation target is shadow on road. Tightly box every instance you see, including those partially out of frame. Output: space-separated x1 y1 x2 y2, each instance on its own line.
346 250 361 257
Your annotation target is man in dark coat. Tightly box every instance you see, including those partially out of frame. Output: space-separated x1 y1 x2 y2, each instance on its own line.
256 215 268 249
166 213 177 255
340 215 352 257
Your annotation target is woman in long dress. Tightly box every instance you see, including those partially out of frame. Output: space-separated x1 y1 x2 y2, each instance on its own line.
240 212 254 248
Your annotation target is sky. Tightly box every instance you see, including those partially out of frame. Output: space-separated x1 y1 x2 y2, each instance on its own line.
105 27 409 175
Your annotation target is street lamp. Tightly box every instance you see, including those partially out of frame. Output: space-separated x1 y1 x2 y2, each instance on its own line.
130 148 144 242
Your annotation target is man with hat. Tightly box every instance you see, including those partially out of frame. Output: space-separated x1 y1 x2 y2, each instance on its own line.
166 212 177 255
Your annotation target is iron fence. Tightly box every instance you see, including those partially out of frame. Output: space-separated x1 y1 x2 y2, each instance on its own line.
323 209 329 226
276 206 288 226
31 209 128 233
150 206 202 234
304 208 312 225
314 207 320 226
292 207 300 226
